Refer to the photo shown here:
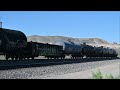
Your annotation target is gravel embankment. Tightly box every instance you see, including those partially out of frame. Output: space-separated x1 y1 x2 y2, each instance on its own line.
0 59 120 79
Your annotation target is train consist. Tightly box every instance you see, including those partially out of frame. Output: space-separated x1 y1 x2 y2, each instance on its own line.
0 28 118 60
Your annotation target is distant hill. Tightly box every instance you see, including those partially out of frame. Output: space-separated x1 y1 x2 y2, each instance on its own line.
27 35 109 44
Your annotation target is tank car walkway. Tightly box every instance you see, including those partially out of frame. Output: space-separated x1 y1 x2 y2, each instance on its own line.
45 62 120 79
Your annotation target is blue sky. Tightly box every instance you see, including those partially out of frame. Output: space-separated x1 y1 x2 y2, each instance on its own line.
0 11 120 44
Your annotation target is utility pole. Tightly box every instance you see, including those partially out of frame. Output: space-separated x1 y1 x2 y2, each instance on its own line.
0 22 2 28
119 16 120 44
0 17 2 28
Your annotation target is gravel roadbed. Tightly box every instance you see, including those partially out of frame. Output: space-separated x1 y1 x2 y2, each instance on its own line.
0 59 120 79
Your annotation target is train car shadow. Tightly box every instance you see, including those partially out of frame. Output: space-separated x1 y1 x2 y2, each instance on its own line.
0 57 119 70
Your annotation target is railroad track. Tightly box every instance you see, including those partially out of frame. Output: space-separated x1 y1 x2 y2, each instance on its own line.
0 57 119 70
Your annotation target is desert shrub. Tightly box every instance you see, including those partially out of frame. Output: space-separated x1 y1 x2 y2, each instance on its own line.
92 69 103 79
92 69 120 79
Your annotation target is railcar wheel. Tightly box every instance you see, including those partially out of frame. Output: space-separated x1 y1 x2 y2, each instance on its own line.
15 57 18 60
5 55 9 60
6 57 8 60
47 57 50 59
11 57 14 60
71 56 73 59
32 57 34 59
63 56 65 59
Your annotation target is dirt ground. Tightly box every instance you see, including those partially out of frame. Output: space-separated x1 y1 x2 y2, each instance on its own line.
45 62 120 79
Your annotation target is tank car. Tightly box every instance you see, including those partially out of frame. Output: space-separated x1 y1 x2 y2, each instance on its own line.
111 49 118 57
107 48 115 57
102 47 109 57
93 46 103 57
99 47 118 58
81 43 95 58
0 28 27 60
52 40 83 59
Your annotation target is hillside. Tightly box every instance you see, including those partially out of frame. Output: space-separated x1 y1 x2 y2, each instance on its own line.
27 35 110 44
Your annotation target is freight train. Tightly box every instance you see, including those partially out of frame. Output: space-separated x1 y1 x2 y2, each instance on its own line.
0 28 118 60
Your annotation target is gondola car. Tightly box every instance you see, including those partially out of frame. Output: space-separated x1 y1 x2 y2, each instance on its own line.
25 41 64 59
